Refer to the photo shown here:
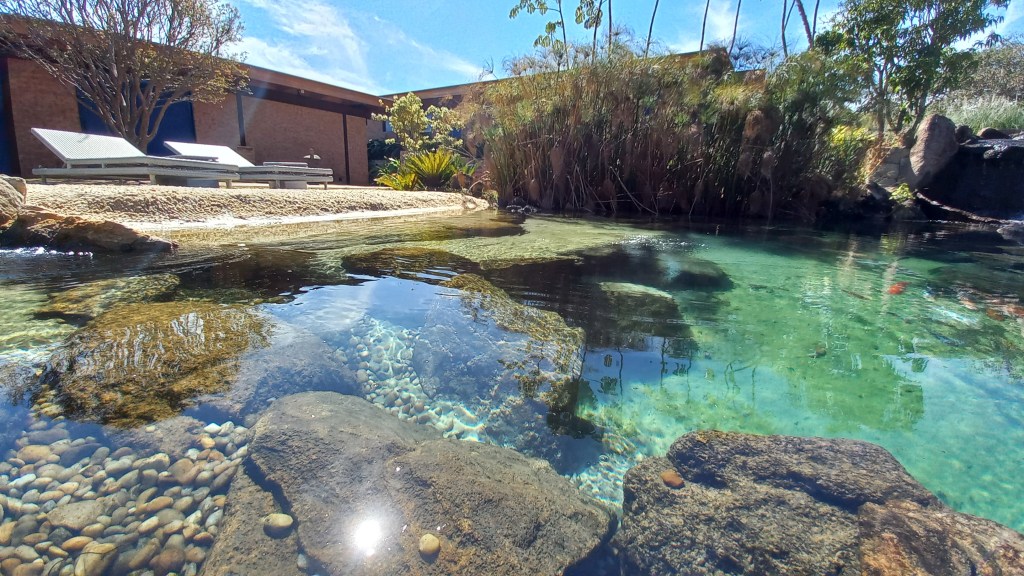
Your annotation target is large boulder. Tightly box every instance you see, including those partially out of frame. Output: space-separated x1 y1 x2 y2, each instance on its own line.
616 430 1024 576
0 179 22 230
909 114 959 189
1 175 27 198
247 392 615 576
0 207 176 252
921 139 1024 219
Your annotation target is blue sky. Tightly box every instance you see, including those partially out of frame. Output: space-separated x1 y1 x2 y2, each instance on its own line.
228 0 1024 97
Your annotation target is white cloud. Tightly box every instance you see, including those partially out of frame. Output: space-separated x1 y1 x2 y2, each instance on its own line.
231 0 486 95
669 0 740 53
996 0 1023 35
233 36 383 94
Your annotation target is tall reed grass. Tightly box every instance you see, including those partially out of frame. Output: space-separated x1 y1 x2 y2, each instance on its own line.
461 46 869 220
931 95 1024 132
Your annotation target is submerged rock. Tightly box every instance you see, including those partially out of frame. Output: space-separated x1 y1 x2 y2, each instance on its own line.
342 246 479 283
40 301 271 426
413 273 595 465
0 207 176 253
202 325 359 419
247 392 614 576
38 274 180 322
664 257 733 291
616 430 1024 575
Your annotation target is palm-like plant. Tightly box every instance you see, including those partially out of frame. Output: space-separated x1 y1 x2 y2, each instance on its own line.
405 149 459 189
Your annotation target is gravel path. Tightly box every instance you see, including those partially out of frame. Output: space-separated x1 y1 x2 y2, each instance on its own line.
25 182 487 230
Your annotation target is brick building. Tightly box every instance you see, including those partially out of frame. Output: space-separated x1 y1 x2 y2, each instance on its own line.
0 57 384 185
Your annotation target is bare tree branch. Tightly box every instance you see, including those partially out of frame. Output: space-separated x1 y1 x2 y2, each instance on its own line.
0 0 247 150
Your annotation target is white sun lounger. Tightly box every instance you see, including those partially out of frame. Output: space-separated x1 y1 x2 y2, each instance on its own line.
164 141 333 189
31 128 239 187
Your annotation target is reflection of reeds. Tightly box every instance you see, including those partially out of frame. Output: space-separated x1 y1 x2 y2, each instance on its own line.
462 48 868 220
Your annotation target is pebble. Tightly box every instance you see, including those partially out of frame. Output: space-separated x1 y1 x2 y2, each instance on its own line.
262 514 294 538
137 517 160 535
660 469 686 489
173 496 195 514
104 460 131 477
128 538 161 570
419 533 441 557
185 546 206 564
143 496 173 514
167 460 198 485
198 437 216 450
15 544 40 562
135 454 170 473
17 446 53 464
60 536 92 552
75 542 118 576
13 560 44 576
152 548 185 575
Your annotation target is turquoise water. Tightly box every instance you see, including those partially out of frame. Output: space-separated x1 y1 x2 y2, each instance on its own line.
2 213 1023 542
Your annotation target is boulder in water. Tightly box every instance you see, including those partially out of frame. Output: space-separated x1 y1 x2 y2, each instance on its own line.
616 430 1024 575
247 392 615 576
909 114 959 190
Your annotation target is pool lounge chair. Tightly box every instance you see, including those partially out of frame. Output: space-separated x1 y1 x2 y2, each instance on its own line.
164 141 334 189
30 128 239 186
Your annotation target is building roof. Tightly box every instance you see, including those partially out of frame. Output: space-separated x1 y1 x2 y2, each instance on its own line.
245 64 386 118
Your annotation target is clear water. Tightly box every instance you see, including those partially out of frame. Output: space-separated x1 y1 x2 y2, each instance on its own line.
2 212 1023 540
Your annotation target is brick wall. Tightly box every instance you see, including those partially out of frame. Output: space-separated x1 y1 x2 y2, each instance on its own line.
5 57 81 176
192 97 241 147
4 57 372 184
194 97 370 184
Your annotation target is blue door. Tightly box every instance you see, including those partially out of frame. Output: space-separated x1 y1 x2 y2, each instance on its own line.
77 89 197 155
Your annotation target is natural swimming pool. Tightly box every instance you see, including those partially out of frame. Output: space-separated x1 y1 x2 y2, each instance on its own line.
1 212 1022 573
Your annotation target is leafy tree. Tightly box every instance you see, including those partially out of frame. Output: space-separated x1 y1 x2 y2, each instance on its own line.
372 93 463 153
952 36 1024 101
818 0 1007 140
0 0 246 151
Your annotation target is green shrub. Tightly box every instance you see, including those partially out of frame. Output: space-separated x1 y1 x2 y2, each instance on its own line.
405 149 458 189
375 170 420 191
